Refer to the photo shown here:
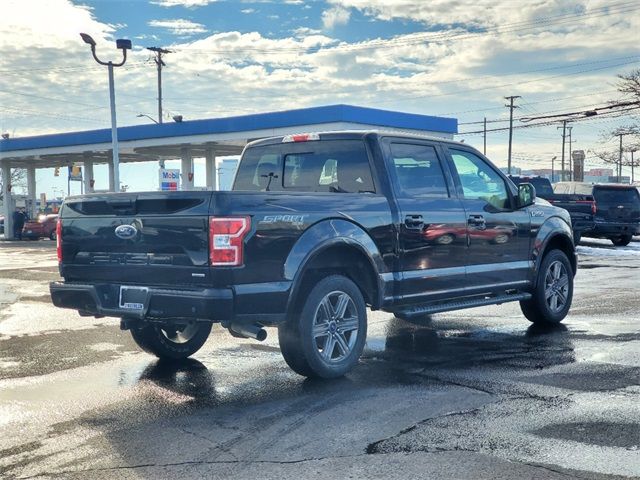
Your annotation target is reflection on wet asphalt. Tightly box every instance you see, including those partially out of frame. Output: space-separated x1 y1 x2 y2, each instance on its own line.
1 240 640 479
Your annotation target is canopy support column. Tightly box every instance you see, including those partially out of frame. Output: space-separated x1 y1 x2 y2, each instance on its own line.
205 148 216 190
27 165 36 219
83 158 94 194
181 147 193 191
2 163 14 239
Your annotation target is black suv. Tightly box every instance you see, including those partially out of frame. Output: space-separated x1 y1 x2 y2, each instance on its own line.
51 132 577 378
553 182 640 246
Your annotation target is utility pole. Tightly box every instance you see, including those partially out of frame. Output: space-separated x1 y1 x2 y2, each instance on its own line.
551 156 557 183
147 47 172 124
618 133 624 181
557 120 570 181
504 96 520 174
483 117 487 155
567 126 573 181
631 148 636 184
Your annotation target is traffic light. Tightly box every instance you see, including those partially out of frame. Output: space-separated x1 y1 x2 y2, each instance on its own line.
54 167 60 177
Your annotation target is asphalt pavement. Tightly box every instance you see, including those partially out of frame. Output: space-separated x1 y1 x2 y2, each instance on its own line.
1 238 639 479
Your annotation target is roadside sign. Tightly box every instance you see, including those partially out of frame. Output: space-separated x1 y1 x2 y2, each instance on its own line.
159 168 180 191
68 165 82 181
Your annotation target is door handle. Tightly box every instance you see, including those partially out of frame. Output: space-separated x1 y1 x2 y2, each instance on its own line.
404 215 425 230
468 215 486 229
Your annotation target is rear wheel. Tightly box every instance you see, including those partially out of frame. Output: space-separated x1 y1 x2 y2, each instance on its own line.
49 230 56 241
130 320 212 359
611 235 632 247
278 275 367 378
520 249 573 325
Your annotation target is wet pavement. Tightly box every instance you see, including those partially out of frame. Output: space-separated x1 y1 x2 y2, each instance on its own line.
1 238 639 479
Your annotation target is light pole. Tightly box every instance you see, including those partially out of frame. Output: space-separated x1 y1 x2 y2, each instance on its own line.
551 156 557 183
137 113 159 124
80 33 131 192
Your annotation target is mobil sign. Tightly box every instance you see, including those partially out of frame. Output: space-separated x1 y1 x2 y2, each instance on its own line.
159 168 180 191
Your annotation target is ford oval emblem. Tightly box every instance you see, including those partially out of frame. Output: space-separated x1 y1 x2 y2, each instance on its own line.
115 224 138 240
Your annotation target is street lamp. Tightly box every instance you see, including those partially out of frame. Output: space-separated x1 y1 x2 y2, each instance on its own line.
80 33 131 193
137 113 159 124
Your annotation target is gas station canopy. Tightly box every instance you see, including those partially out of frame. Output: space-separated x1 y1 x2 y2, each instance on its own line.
0 104 457 238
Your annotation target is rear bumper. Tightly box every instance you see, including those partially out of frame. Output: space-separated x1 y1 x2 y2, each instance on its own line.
50 282 233 321
586 222 640 237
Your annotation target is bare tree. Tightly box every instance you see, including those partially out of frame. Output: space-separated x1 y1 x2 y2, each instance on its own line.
592 71 640 181
0 168 27 204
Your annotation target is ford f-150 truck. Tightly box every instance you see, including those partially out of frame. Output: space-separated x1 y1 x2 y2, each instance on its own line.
50 131 577 378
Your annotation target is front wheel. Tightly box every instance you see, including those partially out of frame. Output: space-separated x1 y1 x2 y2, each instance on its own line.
520 249 573 325
611 235 632 247
130 321 212 359
278 275 367 378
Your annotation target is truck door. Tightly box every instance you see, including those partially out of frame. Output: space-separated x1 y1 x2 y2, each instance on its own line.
444 147 531 290
383 139 469 303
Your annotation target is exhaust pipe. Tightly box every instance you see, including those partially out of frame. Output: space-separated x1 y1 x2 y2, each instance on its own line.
229 323 267 341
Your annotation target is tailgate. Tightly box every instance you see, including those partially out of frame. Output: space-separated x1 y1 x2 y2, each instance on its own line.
593 187 640 223
59 191 213 286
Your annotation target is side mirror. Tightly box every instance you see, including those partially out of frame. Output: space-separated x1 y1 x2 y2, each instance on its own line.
517 183 536 208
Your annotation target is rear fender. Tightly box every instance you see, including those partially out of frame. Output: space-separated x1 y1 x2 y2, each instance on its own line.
284 219 386 314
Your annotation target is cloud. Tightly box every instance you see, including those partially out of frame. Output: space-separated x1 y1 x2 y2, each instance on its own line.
1 0 638 188
151 0 217 7
241 8 255 14
148 19 207 35
322 6 351 29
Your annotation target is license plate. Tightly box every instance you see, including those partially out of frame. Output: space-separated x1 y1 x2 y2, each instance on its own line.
119 286 148 310
27 230 32 234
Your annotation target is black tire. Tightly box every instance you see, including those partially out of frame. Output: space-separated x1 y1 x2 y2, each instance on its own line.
130 321 212 359
520 249 573 325
49 231 56 241
611 235 632 247
278 275 367 378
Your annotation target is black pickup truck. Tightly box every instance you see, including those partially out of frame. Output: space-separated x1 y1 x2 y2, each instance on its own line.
553 182 640 246
509 176 595 244
50 132 577 378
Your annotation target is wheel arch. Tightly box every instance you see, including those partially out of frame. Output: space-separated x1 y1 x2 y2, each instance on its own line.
284 219 385 319
532 217 577 286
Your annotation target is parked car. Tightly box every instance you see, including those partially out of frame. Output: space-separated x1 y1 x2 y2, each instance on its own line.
22 214 58 240
553 182 640 246
0 215 4 235
510 176 594 244
50 131 576 378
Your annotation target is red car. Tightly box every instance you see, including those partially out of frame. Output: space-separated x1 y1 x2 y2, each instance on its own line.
22 214 58 240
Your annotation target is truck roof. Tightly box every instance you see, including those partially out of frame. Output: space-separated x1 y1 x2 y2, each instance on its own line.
245 130 466 149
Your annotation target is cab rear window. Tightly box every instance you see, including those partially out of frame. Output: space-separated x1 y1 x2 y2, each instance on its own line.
233 140 375 193
593 187 640 204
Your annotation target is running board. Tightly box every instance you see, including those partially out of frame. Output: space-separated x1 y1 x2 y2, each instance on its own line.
395 292 532 318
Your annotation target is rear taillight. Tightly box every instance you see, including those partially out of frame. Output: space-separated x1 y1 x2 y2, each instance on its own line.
56 219 62 263
591 201 597 215
209 217 251 266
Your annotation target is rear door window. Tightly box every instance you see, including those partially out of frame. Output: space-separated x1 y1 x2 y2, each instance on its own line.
233 140 375 193
389 143 449 197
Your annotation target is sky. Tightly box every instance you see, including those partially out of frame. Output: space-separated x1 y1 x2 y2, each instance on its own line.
0 0 639 197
